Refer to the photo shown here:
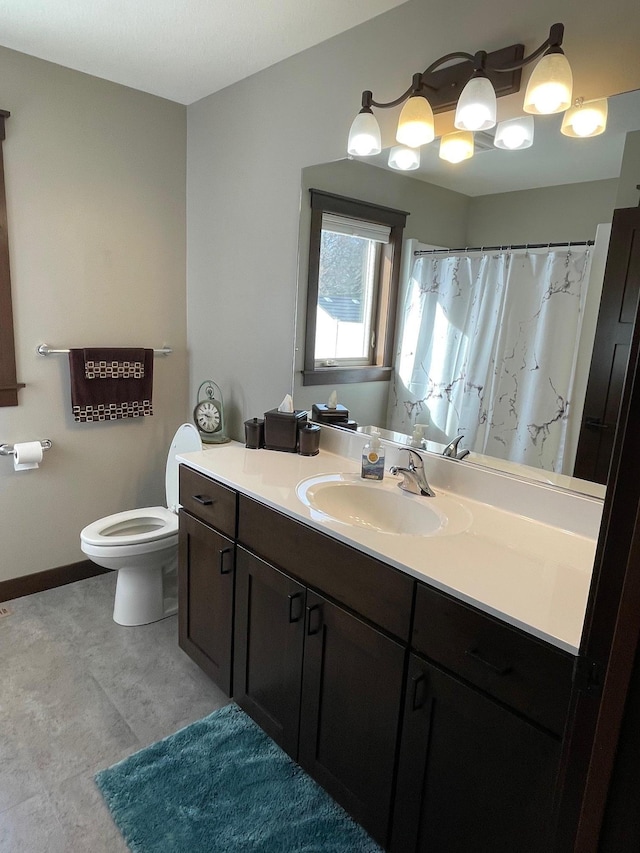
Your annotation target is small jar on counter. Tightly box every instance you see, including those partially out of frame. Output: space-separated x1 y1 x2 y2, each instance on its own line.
298 423 321 456
244 417 265 449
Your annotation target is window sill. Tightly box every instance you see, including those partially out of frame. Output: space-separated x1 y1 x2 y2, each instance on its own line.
302 366 392 386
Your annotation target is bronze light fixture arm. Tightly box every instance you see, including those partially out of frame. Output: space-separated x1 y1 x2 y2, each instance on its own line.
492 22 565 73
356 23 565 115
362 53 476 111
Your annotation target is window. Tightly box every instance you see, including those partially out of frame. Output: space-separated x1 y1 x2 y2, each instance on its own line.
0 109 22 407
303 190 408 386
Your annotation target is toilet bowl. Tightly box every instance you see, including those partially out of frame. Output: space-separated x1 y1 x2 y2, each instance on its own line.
80 424 202 626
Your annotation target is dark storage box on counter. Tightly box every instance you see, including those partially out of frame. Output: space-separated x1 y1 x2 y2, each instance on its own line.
263 408 308 452
311 403 350 424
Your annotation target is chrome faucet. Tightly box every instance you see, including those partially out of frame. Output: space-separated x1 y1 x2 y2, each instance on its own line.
442 435 470 460
389 449 436 497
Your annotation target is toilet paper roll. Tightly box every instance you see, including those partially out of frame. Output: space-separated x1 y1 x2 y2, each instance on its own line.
14 441 43 471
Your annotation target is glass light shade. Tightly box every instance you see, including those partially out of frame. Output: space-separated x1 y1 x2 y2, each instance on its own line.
439 131 474 164
494 116 535 150
388 145 420 171
396 96 435 147
561 98 608 138
454 75 497 131
347 110 382 156
523 52 573 115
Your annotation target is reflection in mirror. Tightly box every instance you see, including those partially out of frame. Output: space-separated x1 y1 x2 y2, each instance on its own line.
294 89 640 498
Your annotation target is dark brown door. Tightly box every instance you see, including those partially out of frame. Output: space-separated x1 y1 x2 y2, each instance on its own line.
392 654 561 853
233 547 306 758
298 590 405 848
574 207 640 483
178 511 235 694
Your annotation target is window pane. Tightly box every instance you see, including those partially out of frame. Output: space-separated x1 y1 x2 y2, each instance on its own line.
315 230 378 363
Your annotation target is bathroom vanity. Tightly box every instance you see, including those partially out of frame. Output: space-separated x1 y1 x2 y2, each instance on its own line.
176 438 601 852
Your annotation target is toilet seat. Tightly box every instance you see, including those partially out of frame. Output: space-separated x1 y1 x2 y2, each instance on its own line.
81 506 177 548
80 423 201 551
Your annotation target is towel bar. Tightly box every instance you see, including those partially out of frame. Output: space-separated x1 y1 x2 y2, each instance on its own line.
37 344 172 357
0 439 52 456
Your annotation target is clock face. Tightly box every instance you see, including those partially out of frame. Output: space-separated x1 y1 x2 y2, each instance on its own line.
195 400 221 433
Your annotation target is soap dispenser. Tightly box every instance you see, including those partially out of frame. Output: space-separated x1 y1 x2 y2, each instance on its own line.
361 431 385 481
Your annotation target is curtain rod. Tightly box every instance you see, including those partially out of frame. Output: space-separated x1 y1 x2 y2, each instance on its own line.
414 240 594 256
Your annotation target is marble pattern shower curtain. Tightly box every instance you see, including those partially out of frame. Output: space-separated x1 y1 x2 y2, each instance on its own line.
387 246 592 472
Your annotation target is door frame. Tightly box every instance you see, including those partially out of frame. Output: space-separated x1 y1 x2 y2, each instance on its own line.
555 205 640 850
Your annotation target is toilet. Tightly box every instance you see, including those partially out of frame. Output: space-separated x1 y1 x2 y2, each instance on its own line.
80 423 202 626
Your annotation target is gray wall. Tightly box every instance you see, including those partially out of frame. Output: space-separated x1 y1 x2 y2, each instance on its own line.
302 159 470 245
0 46 187 582
466 179 619 246
186 0 640 441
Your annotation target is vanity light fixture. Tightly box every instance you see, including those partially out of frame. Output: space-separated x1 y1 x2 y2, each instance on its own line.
522 39 573 115
439 131 474 164
454 57 497 131
561 97 608 138
494 115 535 150
347 107 382 156
396 85 435 147
346 23 574 163
388 144 420 170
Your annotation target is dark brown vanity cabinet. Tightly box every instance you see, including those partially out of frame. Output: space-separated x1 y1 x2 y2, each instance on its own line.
234 496 413 846
392 654 561 853
178 467 237 695
298 588 405 846
233 547 306 758
178 466 575 852
391 583 573 853
234 513 408 847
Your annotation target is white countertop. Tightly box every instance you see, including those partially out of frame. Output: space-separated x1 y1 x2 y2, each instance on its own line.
177 441 601 655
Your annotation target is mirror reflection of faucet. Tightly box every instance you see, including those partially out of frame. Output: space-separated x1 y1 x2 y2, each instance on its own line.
442 435 470 460
390 449 436 497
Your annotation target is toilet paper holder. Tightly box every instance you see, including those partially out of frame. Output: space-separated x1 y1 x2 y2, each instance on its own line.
0 438 52 457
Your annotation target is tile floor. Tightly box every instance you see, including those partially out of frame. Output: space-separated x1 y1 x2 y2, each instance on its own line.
0 572 230 852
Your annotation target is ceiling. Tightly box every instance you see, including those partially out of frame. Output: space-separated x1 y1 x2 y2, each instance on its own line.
0 0 407 105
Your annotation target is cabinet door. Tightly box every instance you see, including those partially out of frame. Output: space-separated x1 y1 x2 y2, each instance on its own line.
178 511 235 694
299 591 405 848
391 654 561 853
234 548 306 758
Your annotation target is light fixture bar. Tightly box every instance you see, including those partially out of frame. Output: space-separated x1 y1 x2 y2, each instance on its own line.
426 44 524 113
364 44 525 116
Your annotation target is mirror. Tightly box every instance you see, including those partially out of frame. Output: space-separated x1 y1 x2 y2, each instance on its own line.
294 89 640 498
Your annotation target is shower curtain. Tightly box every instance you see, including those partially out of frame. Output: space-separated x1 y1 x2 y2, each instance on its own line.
387 245 592 472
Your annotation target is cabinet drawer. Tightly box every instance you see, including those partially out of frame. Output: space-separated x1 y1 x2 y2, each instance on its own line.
179 466 237 537
237 495 414 641
412 583 574 735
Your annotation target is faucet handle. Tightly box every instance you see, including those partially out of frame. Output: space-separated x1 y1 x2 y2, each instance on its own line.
443 435 469 460
407 448 424 469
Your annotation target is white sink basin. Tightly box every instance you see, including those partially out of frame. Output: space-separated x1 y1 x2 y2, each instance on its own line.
296 473 472 537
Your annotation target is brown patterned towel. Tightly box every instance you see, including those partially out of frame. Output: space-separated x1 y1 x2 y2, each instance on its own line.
69 348 154 422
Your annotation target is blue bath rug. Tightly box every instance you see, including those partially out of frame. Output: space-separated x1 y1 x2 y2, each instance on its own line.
95 702 382 853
